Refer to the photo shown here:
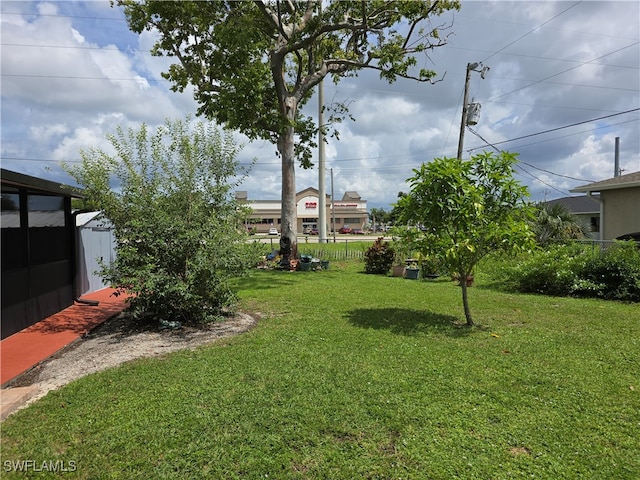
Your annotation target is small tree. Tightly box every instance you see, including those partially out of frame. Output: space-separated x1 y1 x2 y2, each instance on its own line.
397 151 535 326
65 118 254 325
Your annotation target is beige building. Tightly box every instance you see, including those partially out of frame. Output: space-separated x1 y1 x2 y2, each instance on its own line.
571 171 640 241
237 187 369 234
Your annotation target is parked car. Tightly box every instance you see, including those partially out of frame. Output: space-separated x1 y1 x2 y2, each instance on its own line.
310 228 319 235
268 227 279 235
339 225 352 234
351 228 364 235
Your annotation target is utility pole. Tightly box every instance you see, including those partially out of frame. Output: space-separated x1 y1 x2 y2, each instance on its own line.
331 168 336 243
317 1 328 244
457 62 489 161
614 136 620 177
318 77 328 243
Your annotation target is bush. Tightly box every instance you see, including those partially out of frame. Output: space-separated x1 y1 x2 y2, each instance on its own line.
364 237 395 274
498 241 640 302
66 118 254 325
574 242 640 301
501 243 592 297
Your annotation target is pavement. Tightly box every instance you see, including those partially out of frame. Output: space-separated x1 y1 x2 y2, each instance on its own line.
0 288 128 421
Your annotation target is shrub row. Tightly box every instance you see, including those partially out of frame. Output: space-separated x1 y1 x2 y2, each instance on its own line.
497 242 640 302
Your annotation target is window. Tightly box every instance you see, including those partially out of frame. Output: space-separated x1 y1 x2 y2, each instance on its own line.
344 217 361 224
1 192 21 228
28 194 68 265
28 195 65 227
1 191 25 270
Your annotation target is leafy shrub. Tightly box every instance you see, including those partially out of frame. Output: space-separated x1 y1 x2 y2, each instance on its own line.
364 237 395 274
574 242 640 301
501 243 592 297
498 241 640 302
66 118 254 325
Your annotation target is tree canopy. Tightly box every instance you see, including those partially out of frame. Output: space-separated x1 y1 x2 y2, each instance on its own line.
117 0 461 260
397 151 535 326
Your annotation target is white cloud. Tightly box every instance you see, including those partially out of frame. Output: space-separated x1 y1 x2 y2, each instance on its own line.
1 0 638 209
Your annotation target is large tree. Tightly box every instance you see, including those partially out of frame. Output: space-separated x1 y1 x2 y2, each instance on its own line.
397 151 535 326
117 0 460 262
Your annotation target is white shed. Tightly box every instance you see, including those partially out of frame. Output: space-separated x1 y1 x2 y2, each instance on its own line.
75 211 115 297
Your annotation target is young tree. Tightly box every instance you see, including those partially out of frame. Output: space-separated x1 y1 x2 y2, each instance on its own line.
64 118 255 325
397 151 535 326
117 0 461 262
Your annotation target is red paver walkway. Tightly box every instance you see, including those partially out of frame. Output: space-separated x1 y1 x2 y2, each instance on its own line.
1 288 129 387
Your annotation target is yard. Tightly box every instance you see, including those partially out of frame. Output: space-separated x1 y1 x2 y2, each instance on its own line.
1 256 638 478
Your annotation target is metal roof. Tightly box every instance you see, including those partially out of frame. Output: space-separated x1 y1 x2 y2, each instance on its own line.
544 195 600 214
1 169 83 197
571 171 640 193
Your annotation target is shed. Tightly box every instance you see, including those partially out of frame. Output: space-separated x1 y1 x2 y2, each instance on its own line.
75 212 116 297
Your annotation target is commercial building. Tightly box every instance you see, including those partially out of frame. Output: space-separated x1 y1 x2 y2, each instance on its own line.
237 187 368 233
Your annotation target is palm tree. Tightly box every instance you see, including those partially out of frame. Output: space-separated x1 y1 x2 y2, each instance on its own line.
532 203 590 246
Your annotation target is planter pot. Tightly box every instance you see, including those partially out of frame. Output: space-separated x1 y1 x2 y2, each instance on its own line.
456 275 474 287
392 264 405 277
404 268 420 280
299 262 312 271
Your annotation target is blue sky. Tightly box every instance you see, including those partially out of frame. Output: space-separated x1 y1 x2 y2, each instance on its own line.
2 0 639 209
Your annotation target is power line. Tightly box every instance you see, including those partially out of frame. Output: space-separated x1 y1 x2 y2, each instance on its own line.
481 1 584 64
467 108 640 152
0 11 126 22
484 41 640 103
466 126 594 183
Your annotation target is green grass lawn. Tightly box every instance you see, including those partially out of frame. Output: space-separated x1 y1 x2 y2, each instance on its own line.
2 259 639 479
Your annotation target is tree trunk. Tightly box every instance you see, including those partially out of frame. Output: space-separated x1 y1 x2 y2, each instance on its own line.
460 270 474 326
277 97 298 266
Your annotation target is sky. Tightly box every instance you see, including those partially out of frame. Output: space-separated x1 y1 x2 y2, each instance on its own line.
1 0 639 210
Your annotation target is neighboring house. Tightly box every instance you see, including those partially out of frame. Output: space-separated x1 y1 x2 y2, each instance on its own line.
76 211 116 297
1 169 82 339
543 195 601 239
570 171 640 241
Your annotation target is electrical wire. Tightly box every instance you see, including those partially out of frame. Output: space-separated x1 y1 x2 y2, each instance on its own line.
467 108 640 152
481 1 584 64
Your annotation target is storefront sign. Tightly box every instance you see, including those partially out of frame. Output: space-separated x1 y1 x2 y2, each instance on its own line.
305 202 317 208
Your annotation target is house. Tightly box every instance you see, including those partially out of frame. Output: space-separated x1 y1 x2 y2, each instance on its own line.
543 195 601 239
570 171 640 241
1 169 82 339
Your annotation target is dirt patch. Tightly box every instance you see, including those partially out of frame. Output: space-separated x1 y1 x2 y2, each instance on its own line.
9 311 259 410
509 446 532 456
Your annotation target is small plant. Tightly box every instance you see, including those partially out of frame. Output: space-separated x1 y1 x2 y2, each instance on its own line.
364 237 395 274
417 252 441 278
